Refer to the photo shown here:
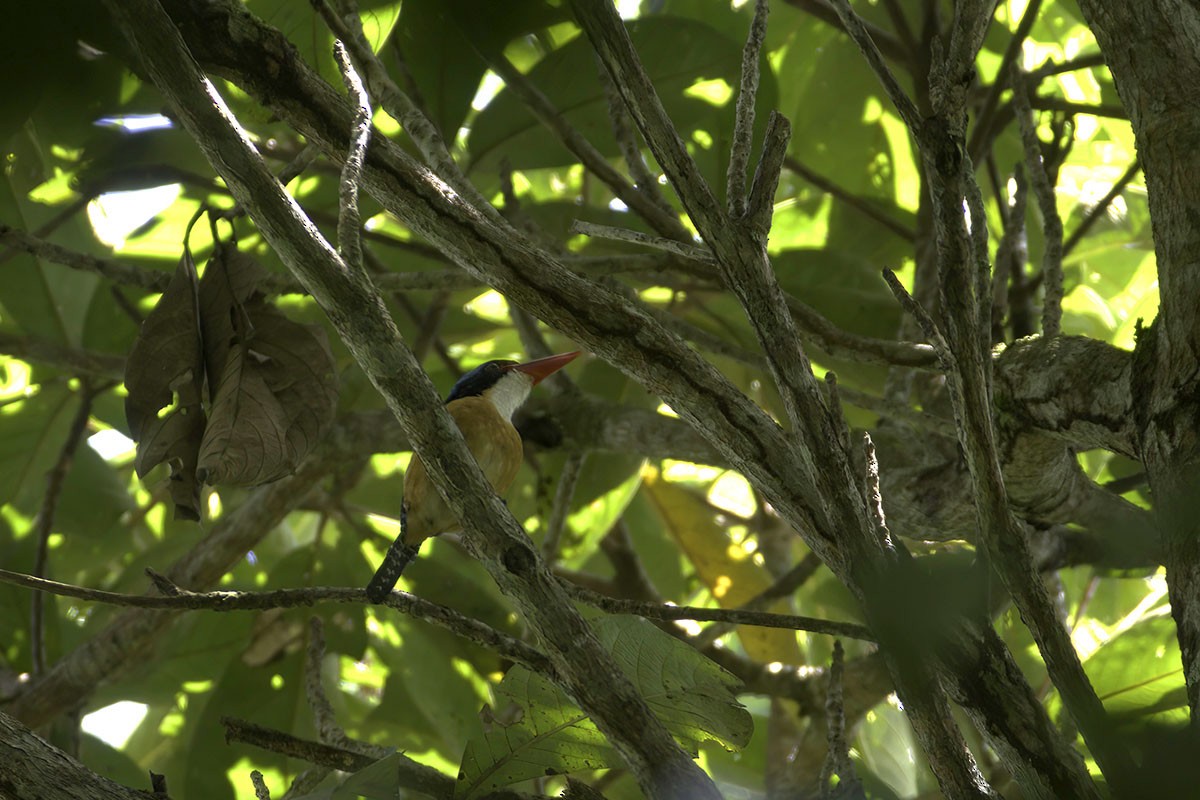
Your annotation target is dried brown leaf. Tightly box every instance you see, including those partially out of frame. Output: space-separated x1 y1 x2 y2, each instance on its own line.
123 253 206 520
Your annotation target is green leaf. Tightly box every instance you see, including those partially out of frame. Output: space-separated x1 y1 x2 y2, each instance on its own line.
333 751 404 800
456 666 614 799
0 168 101 347
0 383 77 511
456 615 749 797
1089 612 1185 717
467 16 777 194
372 618 491 757
393 0 568 141
592 615 751 751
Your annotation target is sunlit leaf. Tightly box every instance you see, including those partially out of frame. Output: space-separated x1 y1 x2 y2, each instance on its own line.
456 615 749 798
644 471 802 664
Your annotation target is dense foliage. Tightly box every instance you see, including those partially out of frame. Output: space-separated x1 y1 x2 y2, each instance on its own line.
0 0 1176 798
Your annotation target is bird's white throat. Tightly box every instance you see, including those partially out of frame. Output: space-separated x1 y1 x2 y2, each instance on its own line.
487 371 534 420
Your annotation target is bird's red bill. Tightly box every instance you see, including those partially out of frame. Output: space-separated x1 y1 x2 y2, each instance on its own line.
509 351 581 384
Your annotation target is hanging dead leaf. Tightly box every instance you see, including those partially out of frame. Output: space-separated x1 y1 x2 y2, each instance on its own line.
195 303 337 486
123 253 206 520
126 235 338 512
198 242 269 400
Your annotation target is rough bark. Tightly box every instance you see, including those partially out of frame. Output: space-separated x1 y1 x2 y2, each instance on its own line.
1074 0 1200 722
0 711 158 800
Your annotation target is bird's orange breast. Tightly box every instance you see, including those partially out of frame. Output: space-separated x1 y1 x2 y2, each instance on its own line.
401 396 523 544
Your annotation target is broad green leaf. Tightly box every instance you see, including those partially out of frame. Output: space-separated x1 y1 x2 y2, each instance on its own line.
184 651 309 800
456 615 750 798
333 751 403 799
393 0 568 141
79 733 152 790
373 618 491 758
774 249 901 342
856 700 921 799
0 167 100 347
1089 612 1185 717
467 16 777 195
781 19 896 201
47 444 136 577
0 383 77 510
592 615 751 751
456 665 615 799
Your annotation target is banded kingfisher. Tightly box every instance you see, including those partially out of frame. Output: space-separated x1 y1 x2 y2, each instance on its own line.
366 351 581 602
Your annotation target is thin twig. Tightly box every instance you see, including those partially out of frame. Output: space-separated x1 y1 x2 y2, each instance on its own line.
692 551 824 648
486 52 689 241
744 111 792 236
600 519 662 603
333 40 371 273
1062 159 1140 257
966 0 1043 160
570 220 714 262
1030 52 1106 80
217 144 321 222
862 433 893 550
250 771 271 800
542 452 586 562
225 717 376 773
595 52 673 215
411 290 451 364
963 150 993 382
316 0 501 223
1028 96 1126 119
880 0 918 56
784 157 915 240
727 0 769 217
780 0 910 64
991 164 1028 342
823 371 851 455
280 768 331 800
1 568 553 674
837 384 956 437
0 223 170 291
826 0 924 137
819 641 861 796
881 269 952 362
31 385 96 675
1011 64 1064 337
0 196 90 267
276 144 321 187
562 580 875 641
305 618 349 747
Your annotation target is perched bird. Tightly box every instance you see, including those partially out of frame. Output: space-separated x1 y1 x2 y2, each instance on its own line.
366 351 581 602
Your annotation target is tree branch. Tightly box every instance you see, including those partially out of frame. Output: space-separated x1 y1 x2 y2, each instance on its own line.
105 3 721 796
0 711 161 800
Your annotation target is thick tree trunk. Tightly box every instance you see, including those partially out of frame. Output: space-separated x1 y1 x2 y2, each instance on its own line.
1074 0 1200 722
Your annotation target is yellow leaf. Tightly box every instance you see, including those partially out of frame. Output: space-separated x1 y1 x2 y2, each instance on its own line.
644 470 803 664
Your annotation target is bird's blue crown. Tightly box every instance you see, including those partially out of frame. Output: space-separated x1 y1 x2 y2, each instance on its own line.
446 360 518 402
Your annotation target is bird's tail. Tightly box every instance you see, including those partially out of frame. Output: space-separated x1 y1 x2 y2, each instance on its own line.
366 504 419 603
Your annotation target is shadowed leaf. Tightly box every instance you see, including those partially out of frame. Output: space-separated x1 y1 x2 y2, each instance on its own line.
456 615 749 798
123 253 206 520
197 242 270 400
